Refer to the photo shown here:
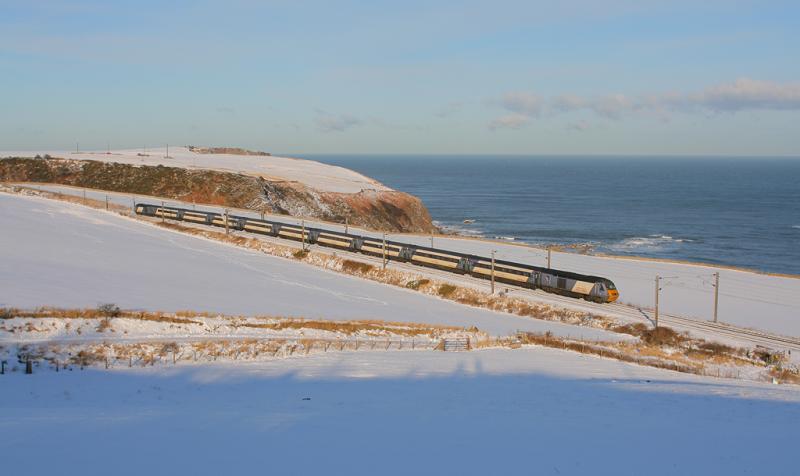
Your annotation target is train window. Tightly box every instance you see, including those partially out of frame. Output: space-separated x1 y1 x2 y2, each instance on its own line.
606 282 616 290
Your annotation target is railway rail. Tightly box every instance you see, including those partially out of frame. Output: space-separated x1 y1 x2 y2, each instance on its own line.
136 202 621 304
138 205 800 355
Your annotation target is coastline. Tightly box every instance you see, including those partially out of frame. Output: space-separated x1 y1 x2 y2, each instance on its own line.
437 231 800 280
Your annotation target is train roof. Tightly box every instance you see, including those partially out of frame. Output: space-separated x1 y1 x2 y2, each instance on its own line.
144 203 614 284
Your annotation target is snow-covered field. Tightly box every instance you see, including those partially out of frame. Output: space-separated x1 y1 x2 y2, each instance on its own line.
2 187 799 476
1 146 390 193
0 316 452 345
2 348 798 475
0 192 621 341
21 184 800 339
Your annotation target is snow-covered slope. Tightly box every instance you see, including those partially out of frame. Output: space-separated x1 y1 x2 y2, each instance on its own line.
1 348 798 476
0 193 619 341
1 146 389 193
25 184 800 339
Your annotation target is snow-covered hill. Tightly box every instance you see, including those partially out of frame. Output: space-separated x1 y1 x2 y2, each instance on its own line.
19 184 800 340
0 192 619 341
2 189 799 476
1 146 389 193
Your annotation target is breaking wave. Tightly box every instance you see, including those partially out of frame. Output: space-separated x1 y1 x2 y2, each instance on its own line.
606 234 694 252
435 221 485 238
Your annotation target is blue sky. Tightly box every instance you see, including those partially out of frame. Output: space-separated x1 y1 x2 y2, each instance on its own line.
2 0 799 155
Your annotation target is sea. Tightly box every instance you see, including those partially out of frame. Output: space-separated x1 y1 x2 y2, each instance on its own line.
302 155 800 276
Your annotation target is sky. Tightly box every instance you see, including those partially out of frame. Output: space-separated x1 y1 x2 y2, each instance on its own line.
1 0 799 156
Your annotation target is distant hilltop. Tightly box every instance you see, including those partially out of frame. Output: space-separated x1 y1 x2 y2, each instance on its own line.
187 146 271 157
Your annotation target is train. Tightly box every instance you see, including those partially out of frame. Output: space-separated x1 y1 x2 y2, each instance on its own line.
135 203 620 303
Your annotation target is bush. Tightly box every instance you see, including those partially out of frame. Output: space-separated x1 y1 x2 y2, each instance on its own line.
640 326 687 347
0 308 14 319
292 249 309 259
612 323 649 337
696 341 735 356
97 303 121 317
342 259 373 274
437 284 457 298
405 279 430 290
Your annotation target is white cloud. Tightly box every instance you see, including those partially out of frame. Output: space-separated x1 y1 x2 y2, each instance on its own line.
491 78 800 129
488 113 529 131
678 78 800 112
315 112 362 132
551 94 586 112
500 92 543 116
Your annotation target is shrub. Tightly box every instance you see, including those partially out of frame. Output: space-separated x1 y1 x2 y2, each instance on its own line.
437 284 457 298
292 249 309 259
97 303 121 317
640 326 687 347
696 341 735 356
612 323 649 337
405 279 430 290
0 308 14 319
342 259 373 274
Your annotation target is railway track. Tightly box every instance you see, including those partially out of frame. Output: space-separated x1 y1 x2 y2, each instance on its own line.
314 244 800 353
64 198 800 354
227 228 800 353
12 185 798 355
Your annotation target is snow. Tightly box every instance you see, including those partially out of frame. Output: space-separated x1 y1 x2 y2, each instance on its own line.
399 237 800 338
0 192 622 341
1 348 798 475
0 316 446 345
1 147 390 193
21 184 800 339
2 189 798 475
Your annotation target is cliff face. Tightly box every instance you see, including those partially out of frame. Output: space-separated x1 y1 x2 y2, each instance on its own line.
0 157 436 233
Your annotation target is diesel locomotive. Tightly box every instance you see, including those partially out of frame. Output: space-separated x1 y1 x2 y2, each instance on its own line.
136 203 619 303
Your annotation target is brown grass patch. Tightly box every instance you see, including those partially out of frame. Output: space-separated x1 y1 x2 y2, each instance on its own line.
613 323 689 347
342 259 373 274
437 283 457 297
405 278 430 290
6 307 200 325
516 331 702 375
640 326 688 347
770 368 800 384
695 341 737 356
240 317 462 337
612 322 650 337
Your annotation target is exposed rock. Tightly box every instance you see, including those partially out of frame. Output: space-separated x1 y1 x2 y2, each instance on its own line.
0 157 436 233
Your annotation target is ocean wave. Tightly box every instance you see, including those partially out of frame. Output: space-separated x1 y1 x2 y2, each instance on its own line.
605 234 694 252
793 225 800 229
435 221 485 238
646 234 694 243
